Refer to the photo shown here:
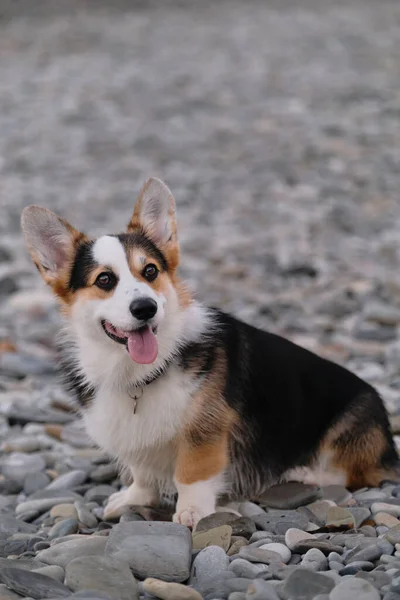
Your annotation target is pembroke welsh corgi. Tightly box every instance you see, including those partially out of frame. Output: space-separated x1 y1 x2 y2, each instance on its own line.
22 177 398 528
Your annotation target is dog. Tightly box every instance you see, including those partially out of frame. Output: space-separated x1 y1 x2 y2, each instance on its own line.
21 177 398 528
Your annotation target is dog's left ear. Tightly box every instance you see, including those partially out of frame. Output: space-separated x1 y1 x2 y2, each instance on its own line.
128 178 179 269
21 206 84 289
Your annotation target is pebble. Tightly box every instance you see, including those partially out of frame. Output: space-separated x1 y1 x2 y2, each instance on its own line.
238 546 281 564
322 486 353 505
0 515 36 536
192 525 232 551
285 528 316 551
47 518 79 540
0 565 71 598
259 483 321 509
35 536 108 567
32 565 66 582
280 568 335 599
259 543 291 563
90 464 118 483
375 513 400 528
245 579 280 600
105 521 191 582
143 578 202 600
84 485 116 504
251 509 308 534
326 506 355 528
23 472 51 495
340 561 375 575
66 555 139 600
238 503 266 519
50 504 79 520
329 578 380 599
74 501 98 528
46 470 87 491
229 558 268 578
2 453 46 483
372 503 400 517
192 547 230 587
301 548 328 571
228 537 249 556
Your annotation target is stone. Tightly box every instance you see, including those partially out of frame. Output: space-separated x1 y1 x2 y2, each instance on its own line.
24 472 51 495
32 565 65 583
356 570 390 589
228 537 249 556
238 503 266 518
47 518 79 540
340 561 374 575
0 565 71 598
301 548 328 571
259 483 321 509
84 485 116 504
74 501 97 528
387 526 400 545
322 485 352 505
0 583 24 599
251 509 308 534
143 578 202 600
372 502 400 516
238 546 281 564
348 507 371 528
285 528 316 551
2 453 46 484
292 540 343 556
345 544 384 564
329 578 380 600
246 579 280 600
50 504 79 520
192 525 232 551
66 555 138 600
0 515 36 536
191 546 230 585
326 506 355 528
353 490 388 502
259 543 291 563
280 568 334 599
229 558 268 579
35 536 108 567
90 464 118 483
375 513 400 528
105 521 191 583
195 513 255 538
46 470 87 491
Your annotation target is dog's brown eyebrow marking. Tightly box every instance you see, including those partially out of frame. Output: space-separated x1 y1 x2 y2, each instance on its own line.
115 232 168 271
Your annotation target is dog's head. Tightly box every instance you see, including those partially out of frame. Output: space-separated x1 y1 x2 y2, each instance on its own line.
22 178 191 367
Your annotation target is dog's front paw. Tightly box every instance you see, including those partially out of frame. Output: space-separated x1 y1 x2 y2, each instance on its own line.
173 505 208 529
103 483 156 520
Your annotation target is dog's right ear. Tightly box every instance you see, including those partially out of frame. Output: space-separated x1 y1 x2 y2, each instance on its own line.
21 206 84 287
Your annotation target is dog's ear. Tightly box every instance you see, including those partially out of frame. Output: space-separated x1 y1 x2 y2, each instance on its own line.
128 178 179 268
21 206 84 287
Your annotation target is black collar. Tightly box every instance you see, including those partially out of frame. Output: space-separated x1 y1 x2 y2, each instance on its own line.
131 357 173 389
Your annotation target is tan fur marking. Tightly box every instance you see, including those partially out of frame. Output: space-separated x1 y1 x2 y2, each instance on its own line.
175 438 229 485
175 348 236 485
322 421 393 490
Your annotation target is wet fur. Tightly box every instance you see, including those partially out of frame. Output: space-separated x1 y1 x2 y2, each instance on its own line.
22 178 399 528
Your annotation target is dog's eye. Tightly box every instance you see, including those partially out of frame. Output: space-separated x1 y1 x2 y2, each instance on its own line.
95 272 116 290
143 264 159 282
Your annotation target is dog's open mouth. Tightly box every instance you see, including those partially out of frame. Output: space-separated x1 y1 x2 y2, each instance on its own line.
101 320 158 365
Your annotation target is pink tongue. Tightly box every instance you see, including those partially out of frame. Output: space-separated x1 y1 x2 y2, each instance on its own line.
127 327 158 364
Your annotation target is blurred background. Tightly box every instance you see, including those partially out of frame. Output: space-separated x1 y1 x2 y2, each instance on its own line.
1 0 400 419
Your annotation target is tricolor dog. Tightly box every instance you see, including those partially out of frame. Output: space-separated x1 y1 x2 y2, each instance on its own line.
22 178 398 527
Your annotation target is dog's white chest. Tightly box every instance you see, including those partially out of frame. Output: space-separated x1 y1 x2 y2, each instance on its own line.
83 367 195 476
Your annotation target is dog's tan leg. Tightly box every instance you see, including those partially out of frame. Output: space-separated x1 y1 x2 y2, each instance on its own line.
173 437 229 529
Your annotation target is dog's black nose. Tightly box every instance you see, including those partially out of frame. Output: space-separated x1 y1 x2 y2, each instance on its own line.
129 298 158 321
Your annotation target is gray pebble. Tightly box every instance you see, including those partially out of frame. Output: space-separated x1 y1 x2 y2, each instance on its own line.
329 578 380 599
66 555 139 600
2 453 46 484
0 565 71 598
48 518 79 540
339 561 375 575
75 501 98 528
229 558 268 579
36 536 108 567
245 579 280 600
106 521 192 583
301 548 328 571
280 568 334 599
23 472 51 496
47 470 87 491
